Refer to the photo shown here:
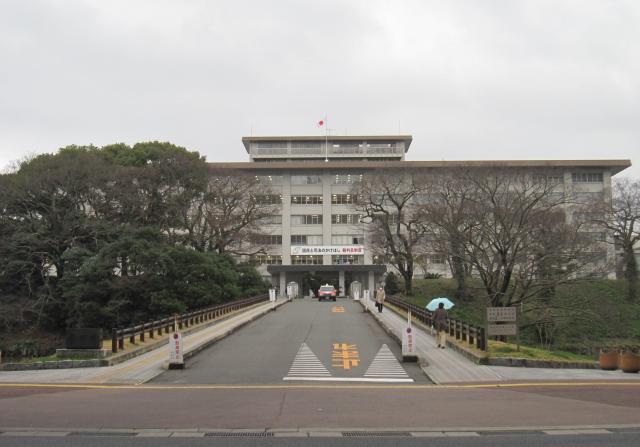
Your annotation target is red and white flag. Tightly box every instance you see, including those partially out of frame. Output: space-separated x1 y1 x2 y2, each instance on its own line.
317 119 324 127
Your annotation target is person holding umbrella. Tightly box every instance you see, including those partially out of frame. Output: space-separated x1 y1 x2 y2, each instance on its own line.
430 300 452 349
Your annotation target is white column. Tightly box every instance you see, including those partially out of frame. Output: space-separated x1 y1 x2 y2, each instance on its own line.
279 273 287 299
339 270 345 297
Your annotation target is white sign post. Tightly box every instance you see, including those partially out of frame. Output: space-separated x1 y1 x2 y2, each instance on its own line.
402 310 418 362
269 288 276 311
168 331 184 369
363 290 370 312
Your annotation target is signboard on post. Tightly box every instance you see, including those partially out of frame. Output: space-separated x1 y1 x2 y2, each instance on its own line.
269 288 276 311
168 332 184 369
363 290 370 311
486 307 518 340
402 311 417 362
486 307 517 322
487 324 518 336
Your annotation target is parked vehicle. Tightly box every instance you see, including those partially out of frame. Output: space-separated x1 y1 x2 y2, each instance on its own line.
317 284 337 301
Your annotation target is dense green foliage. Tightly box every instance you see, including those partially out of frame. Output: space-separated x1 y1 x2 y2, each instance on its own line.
0 143 268 357
403 278 640 355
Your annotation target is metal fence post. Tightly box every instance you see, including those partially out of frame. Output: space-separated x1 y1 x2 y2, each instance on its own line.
111 328 118 353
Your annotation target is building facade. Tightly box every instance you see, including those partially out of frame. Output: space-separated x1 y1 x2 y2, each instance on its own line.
209 135 631 297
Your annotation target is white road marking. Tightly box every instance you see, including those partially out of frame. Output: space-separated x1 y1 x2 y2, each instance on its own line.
364 344 412 380
286 343 331 377
282 377 414 382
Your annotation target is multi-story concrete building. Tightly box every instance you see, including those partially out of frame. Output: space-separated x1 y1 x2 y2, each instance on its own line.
209 135 631 297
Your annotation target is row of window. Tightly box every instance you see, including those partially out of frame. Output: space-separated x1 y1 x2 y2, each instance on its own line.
255 194 359 205
255 172 604 186
250 255 365 265
288 214 364 225
256 234 364 246
572 173 603 183
255 175 363 185
251 254 452 265
261 214 367 225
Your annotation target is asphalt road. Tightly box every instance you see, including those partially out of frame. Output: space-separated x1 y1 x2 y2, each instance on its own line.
0 432 639 447
153 298 427 384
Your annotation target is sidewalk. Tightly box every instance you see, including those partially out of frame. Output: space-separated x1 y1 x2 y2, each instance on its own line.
0 299 287 385
363 298 640 384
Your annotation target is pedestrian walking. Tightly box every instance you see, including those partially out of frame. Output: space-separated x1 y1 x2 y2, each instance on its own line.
375 286 386 313
433 302 448 348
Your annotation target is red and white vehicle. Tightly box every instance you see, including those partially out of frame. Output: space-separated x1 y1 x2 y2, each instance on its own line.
317 284 337 301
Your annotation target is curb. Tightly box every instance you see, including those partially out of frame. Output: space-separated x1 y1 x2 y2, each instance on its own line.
0 424 638 438
0 301 282 372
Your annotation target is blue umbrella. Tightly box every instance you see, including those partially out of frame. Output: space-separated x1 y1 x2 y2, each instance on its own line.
426 297 455 311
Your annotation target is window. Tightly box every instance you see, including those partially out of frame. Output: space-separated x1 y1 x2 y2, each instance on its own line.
291 142 321 154
291 215 323 225
331 214 361 224
254 194 282 205
259 215 282 225
532 174 564 184
254 235 282 245
331 234 364 245
255 175 283 185
252 255 283 265
330 145 363 154
291 175 322 185
291 195 323 205
332 255 363 265
291 235 323 245
572 172 603 183
573 212 604 224
291 255 323 265
333 174 363 185
580 232 606 243
573 192 604 204
254 142 288 155
331 194 357 205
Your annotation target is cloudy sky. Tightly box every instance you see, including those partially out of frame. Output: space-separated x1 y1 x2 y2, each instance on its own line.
1 0 638 177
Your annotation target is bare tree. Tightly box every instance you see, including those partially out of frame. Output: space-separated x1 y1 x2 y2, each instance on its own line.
417 169 477 301
180 169 279 255
423 168 605 308
593 178 640 302
354 170 431 295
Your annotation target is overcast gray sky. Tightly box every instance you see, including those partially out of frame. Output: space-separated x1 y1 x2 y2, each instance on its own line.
1 0 638 177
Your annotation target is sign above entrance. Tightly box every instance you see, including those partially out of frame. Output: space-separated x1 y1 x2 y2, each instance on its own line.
291 246 364 256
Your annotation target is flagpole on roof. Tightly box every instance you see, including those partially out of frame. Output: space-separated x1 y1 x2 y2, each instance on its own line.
324 115 328 162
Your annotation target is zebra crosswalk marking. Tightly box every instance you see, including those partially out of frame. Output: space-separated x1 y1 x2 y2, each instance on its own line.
364 344 411 379
286 343 331 377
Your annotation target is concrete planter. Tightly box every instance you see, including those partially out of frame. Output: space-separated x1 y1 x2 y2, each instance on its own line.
598 349 619 370
619 350 640 373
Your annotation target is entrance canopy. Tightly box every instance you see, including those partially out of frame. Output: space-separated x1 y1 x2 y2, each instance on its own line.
267 265 386 274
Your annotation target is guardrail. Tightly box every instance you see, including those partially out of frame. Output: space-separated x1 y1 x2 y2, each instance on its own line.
386 296 487 351
111 294 268 353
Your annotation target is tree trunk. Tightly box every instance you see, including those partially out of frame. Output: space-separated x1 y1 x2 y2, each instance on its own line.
624 244 638 302
449 256 469 301
398 262 413 295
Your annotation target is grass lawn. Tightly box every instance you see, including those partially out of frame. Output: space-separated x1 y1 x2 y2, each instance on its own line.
398 278 640 355
488 341 595 362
